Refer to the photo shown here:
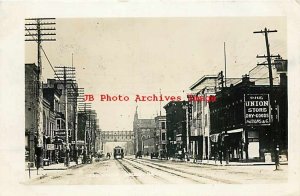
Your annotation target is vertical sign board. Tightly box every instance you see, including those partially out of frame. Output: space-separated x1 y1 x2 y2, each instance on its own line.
54 129 66 141
244 94 271 125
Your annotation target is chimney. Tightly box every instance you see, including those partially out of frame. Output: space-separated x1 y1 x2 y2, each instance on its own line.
242 74 250 83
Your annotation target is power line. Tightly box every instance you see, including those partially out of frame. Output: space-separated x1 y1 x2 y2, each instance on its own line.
25 26 62 82
41 46 62 82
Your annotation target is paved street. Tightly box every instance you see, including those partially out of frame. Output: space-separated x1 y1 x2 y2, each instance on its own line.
24 157 288 185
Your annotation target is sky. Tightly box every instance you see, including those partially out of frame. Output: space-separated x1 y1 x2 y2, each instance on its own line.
25 17 286 131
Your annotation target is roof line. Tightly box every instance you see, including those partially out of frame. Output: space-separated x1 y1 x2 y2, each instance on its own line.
190 75 217 90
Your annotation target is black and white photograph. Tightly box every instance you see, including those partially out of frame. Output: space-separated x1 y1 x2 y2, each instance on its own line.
1 1 300 195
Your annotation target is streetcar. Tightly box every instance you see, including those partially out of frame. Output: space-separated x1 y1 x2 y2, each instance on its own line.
113 146 124 159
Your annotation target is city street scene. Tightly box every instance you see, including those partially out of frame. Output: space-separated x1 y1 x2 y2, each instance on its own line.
24 17 288 185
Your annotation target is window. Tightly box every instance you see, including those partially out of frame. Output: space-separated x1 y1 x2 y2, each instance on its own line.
57 119 61 129
161 122 166 129
205 114 207 126
162 133 166 141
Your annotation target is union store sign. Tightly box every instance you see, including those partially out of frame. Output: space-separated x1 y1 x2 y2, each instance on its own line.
244 94 270 125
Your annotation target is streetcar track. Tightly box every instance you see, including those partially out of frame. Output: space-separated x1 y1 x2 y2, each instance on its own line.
115 159 143 184
122 159 170 183
126 158 207 183
128 158 239 184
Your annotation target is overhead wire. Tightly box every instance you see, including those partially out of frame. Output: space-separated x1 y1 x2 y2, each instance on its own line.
25 26 62 82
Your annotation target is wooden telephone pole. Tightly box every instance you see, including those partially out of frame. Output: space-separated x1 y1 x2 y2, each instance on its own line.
25 18 56 170
254 28 280 170
54 66 76 166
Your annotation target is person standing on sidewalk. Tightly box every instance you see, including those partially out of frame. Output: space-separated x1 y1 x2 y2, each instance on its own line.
218 147 223 165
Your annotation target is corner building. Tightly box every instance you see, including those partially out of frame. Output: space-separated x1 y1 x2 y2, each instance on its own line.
209 75 287 162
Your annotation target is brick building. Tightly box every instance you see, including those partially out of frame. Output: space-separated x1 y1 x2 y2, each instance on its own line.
209 75 287 162
133 107 156 155
164 101 188 158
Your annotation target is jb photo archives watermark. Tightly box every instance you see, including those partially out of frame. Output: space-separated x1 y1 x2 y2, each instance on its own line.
83 94 216 102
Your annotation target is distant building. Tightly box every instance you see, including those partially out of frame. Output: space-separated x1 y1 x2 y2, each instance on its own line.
164 101 188 158
133 107 156 155
154 115 167 156
100 131 134 155
77 109 100 156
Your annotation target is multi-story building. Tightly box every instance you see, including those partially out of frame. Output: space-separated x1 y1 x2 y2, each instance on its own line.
154 115 167 157
45 79 78 161
209 74 287 162
43 83 62 163
25 63 39 164
164 101 188 158
77 109 99 156
26 64 66 165
133 107 156 155
189 75 217 160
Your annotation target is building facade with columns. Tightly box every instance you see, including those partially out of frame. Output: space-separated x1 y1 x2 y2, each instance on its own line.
189 75 217 160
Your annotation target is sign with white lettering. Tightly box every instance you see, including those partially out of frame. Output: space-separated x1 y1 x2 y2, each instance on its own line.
244 94 270 125
55 129 66 136
47 144 55 150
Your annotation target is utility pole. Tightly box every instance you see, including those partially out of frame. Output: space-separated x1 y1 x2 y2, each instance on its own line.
78 101 92 163
25 18 56 170
223 43 229 164
54 66 76 166
159 88 162 158
224 42 227 87
254 28 280 170
183 101 192 160
64 67 69 166
218 71 229 164
159 88 162 116
73 87 84 164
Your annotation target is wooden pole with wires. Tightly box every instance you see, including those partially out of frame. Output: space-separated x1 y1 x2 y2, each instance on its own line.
25 18 56 170
254 27 280 170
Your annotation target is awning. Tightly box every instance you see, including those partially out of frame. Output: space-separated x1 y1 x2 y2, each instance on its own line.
226 128 243 134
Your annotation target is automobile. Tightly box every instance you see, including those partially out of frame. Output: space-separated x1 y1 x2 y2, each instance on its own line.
136 151 142 158
159 150 168 160
150 152 159 159
175 152 184 160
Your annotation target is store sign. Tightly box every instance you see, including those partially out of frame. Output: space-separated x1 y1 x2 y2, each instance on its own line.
47 144 55 150
55 129 66 137
244 94 270 125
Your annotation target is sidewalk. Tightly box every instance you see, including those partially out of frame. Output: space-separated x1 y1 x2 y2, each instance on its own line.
24 161 79 181
43 161 77 170
170 158 288 166
128 155 288 166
